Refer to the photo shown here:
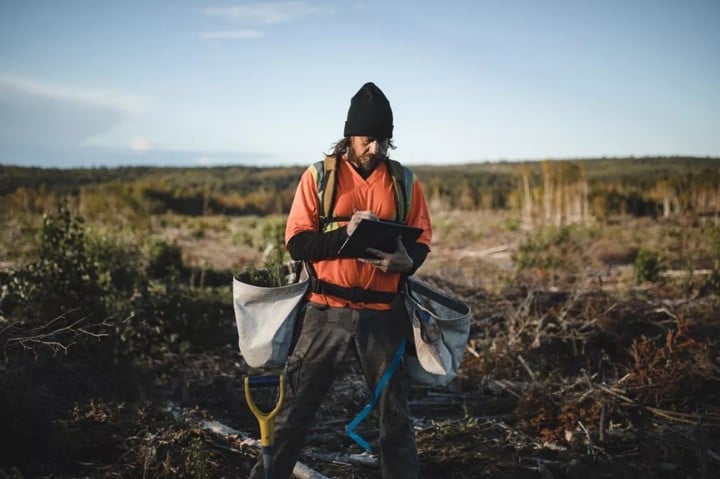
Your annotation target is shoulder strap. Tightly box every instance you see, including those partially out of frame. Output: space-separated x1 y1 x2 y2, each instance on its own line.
322 155 338 223
313 156 345 229
313 156 414 228
386 159 415 223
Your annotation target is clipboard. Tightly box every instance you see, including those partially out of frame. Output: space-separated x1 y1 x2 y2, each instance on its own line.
338 219 423 258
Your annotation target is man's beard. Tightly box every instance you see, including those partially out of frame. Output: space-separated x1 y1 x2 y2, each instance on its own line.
347 148 386 175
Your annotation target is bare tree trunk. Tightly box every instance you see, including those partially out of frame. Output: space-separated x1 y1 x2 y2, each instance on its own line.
521 166 534 230
542 161 553 225
572 182 583 224
540 161 591 226
554 170 564 226
203 180 212 216
581 176 590 224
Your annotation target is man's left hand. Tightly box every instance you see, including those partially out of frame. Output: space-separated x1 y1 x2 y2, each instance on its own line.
359 236 413 273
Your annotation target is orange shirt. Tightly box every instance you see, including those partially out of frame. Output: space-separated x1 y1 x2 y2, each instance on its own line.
285 156 432 310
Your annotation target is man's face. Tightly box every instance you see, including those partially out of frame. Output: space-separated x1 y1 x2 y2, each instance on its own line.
348 136 389 172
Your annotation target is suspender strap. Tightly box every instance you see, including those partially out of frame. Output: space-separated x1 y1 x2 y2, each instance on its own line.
347 338 406 453
309 276 398 304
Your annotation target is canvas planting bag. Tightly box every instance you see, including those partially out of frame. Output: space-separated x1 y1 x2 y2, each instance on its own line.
403 276 471 387
232 262 309 368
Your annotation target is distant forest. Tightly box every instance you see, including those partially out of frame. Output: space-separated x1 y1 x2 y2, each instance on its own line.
1 156 718 221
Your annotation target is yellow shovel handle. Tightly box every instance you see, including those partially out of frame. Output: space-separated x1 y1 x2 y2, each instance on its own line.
244 374 285 447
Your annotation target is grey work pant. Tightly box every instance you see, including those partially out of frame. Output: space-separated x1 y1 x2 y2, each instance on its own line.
249 300 419 479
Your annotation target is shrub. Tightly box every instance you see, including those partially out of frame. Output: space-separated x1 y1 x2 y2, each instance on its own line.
505 216 520 232
113 282 233 359
146 240 184 279
634 248 660 283
514 226 580 271
5 208 110 324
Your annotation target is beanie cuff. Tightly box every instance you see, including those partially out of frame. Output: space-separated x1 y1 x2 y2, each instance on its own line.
344 121 394 139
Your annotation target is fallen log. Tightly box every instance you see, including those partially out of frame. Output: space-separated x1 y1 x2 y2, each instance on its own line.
660 269 712 278
201 420 331 479
306 451 378 468
166 403 331 479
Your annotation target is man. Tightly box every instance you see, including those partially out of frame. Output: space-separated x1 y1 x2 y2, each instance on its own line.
249 82 432 479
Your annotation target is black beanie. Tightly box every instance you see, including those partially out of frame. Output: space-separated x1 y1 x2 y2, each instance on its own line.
343 82 394 139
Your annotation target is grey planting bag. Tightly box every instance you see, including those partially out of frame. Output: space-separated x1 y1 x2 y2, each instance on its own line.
232 262 309 368
403 276 471 387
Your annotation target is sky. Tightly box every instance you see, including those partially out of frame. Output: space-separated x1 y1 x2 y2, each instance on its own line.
1 0 719 168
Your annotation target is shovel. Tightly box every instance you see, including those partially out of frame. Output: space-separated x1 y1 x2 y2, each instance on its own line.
244 374 285 479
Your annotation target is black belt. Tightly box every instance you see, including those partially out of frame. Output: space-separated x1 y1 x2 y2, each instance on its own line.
309 277 398 304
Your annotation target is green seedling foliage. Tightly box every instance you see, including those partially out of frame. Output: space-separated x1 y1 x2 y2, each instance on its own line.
261 218 288 287
634 248 661 283
235 216 291 288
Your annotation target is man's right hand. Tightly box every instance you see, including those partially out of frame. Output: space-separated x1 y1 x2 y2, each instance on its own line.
347 210 378 236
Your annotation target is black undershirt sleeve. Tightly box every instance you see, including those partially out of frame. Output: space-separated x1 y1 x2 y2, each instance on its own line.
287 229 430 275
407 242 430 275
286 228 349 261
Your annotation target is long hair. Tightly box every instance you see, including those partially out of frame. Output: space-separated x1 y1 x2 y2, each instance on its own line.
324 137 397 160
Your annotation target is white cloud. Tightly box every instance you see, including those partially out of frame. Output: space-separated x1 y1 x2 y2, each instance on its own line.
203 1 331 25
129 136 157 152
201 29 264 40
0 144 277 168
0 74 149 148
0 74 147 115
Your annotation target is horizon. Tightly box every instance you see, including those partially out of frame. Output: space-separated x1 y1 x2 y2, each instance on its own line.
2 1 719 168
3 154 717 172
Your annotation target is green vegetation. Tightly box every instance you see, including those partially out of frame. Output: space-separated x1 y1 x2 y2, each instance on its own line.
634 248 661 283
514 225 585 272
3 207 234 359
2 157 719 220
231 215 291 287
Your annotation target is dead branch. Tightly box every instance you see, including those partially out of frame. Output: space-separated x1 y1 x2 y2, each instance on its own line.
1 310 117 362
487 378 528 398
517 354 538 381
596 384 720 425
166 403 334 479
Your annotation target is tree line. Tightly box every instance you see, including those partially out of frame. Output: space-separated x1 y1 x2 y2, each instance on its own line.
1 156 718 221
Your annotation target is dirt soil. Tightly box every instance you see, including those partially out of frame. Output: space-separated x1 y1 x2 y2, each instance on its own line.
281 276 718 479
76 270 716 479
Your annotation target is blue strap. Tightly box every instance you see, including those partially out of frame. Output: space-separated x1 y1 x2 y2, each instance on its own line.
346 338 406 452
